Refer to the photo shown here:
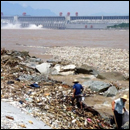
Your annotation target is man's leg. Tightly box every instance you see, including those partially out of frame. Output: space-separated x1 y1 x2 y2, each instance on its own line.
80 102 83 109
77 95 82 109
79 96 83 109
114 110 123 129
72 96 75 106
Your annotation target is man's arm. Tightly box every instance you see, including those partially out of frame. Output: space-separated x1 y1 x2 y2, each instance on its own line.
111 101 115 111
81 85 84 93
82 87 84 92
73 88 76 97
123 107 126 112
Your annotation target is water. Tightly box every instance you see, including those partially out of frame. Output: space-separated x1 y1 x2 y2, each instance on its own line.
1 27 129 115
1 29 129 56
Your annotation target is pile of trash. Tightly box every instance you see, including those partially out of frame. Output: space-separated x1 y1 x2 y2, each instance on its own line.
1 48 119 129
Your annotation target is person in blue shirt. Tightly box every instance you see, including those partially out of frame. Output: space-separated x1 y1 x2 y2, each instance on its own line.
72 79 84 109
111 94 128 129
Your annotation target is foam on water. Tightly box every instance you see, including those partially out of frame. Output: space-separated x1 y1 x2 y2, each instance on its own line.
20 44 44 48
1 23 43 29
1 23 21 29
28 24 43 29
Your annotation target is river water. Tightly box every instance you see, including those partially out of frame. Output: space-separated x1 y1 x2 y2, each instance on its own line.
1 29 129 57
1 28 129 115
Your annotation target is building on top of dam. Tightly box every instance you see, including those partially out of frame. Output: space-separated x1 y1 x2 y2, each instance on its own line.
1 12 129 29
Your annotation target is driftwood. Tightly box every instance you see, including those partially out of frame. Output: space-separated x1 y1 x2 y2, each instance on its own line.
5 116 14 120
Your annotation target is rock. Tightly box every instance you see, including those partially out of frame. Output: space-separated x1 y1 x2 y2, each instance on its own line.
60 64 76 71
59 71 75 75
75 64 99 76
47 59 61 64
11 50 30 58
84 80 111 92
29 58 42 63
21 62 37 69
51 64 75 75
103 86 118 97
32 74 47 82
97 72 126 80
36 62 52 74
125 76 129 81
51 64 61 75
18 74 34 81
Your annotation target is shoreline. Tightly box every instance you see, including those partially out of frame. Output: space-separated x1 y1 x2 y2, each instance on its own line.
44 46 129 77
1 46 129 78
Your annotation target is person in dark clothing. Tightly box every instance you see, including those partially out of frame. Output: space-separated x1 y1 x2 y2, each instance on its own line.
111 94 128 129
72 79 84 109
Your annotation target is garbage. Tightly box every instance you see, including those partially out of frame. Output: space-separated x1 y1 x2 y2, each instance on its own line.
29 83 40 88
72 119 76 123
1 49 119 129
7 81 14 84
84 119 88 126
1 48 7 55
28 120 33 124
19 100 23 104
44 93 50 96
15 78 20 82
19 124 26 128
87 118 92 122
5 116 14 120
98 122 106 129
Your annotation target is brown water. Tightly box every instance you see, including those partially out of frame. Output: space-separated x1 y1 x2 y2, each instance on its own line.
1 29 129 58
1 29 129 115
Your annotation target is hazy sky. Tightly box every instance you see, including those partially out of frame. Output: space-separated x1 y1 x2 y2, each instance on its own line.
2 1 129 16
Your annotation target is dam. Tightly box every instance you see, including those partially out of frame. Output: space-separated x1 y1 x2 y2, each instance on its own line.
1 12 129 29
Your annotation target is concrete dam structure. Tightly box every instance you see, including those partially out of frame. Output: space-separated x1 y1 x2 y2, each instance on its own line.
1 12 129 29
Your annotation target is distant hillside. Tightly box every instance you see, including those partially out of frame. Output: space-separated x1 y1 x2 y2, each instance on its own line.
1 2 56 16
107 23 129 29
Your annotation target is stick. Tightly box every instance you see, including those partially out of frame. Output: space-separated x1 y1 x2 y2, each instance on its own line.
113 111 118 129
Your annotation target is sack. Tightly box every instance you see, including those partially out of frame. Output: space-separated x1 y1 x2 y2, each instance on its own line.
122 110 129 126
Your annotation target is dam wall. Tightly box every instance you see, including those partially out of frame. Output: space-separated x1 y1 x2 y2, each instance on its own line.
1 15 129 29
